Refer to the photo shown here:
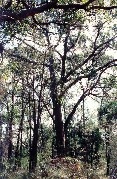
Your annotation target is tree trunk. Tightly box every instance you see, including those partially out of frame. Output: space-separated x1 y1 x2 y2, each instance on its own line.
49 57 65 157
8 90 14 160
29 99 37 172
29 74 42 172
54 100 65 157
28 92 32 172
30 123 38 172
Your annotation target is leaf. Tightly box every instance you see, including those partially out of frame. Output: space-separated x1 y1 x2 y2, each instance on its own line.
81 0 88 3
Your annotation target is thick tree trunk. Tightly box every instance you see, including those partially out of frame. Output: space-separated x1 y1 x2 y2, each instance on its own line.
49 56 65 157
54 100 65 157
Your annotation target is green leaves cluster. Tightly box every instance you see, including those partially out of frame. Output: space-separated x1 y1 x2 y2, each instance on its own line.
98 101 117 122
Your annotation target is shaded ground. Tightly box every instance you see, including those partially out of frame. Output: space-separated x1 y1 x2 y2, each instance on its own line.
3 157 109 179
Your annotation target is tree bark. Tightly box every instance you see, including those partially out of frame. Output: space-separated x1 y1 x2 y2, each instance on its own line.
54 99 65 157
49 57 65 157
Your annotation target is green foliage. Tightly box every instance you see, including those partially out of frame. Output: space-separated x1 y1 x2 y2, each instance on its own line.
65 124 102 167
3 19 30 38
98 101 117 122
41 124 53 150
0 0 117 177
103 74 117 89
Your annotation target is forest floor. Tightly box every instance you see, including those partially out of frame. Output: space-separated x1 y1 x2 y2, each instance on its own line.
4 157 109 179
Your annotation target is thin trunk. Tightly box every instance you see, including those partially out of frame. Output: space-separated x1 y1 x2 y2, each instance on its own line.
19 80 25 167
105 126 111 176
29 73 42 172
29 76 37 172
8 90 14 160
30 99 37 171
15 130 20 168
15 79 25 168
28 92 32 171
82 88 85 131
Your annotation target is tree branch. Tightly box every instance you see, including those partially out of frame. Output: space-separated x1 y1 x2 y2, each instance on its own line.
64 59 117 130
0 0 116 23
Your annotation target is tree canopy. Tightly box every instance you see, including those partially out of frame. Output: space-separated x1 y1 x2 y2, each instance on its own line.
0 0 117 177
0 0 117 23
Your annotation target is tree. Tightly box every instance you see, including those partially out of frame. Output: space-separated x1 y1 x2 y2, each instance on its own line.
2 4 117 158
0 0 117 174
42 11 117 155
0 41 47 171
99 101 117 123
0 0 117 23
98 100 117 175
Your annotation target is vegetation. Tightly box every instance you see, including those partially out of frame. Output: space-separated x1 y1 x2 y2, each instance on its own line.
0 0 117 178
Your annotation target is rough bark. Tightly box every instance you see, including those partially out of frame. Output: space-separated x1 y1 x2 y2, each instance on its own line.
49 57 65 157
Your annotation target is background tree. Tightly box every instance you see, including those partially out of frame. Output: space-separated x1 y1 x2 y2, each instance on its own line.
98 100 117 175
